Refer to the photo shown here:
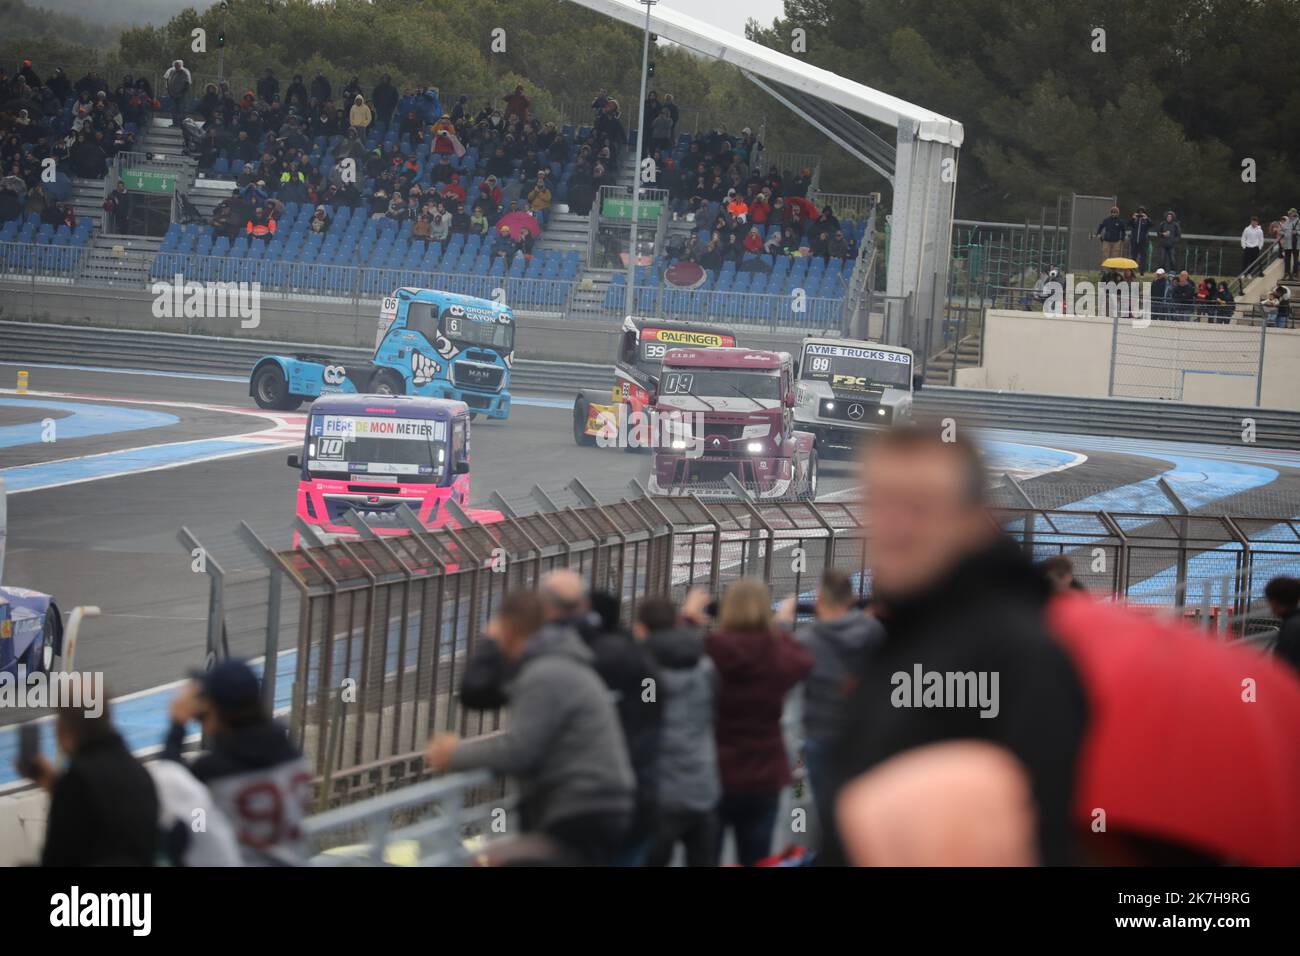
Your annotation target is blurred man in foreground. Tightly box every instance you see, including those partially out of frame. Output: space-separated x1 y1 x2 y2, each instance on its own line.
824 426 1088 865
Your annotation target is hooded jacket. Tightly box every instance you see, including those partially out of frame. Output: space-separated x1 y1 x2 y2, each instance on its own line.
646 626 721 813
821 538 1087 866
449 625 636 831
42 732 159 867
706 627 812 794
163 718 309 865
796 610 885 741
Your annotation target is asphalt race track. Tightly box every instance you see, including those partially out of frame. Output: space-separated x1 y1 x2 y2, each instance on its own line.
3 362 1300 712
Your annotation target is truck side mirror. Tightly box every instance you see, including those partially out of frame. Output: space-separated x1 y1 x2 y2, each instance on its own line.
912 374 924 392
648 390 658 406
286 454 301 469
454 460 470 475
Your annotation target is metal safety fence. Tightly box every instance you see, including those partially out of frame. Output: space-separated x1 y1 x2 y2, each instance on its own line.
173 482 1300 815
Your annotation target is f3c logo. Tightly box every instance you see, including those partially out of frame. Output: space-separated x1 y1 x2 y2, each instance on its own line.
323 365 347 385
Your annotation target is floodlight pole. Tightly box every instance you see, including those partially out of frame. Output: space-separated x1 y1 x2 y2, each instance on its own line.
625 0 656 317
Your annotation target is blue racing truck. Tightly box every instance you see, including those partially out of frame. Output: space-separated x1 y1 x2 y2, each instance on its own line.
249 288 514 419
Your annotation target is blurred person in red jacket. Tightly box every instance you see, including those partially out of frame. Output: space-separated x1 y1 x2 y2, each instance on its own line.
682 578 812 865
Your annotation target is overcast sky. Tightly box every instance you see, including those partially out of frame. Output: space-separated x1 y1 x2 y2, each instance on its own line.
657 0 787 34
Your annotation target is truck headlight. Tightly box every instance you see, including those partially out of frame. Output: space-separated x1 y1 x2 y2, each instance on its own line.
826 402 835 411
747 441 763 453
671 440 687 449
877 407 886 416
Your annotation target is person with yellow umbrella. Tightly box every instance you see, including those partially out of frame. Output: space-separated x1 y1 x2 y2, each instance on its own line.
1101 257 1140 318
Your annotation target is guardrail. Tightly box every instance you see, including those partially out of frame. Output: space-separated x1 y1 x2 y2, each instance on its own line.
4 321 1299 445
304 769 510 866
255 486 1296 798
0 320 607 394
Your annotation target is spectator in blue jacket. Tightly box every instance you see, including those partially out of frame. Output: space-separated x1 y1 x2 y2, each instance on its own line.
1127 207 1151 274
780 569 884 837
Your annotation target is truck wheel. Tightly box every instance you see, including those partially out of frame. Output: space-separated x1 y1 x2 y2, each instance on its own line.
25 606 62 674
252 365 300 411
800 450 819 501
370 369 405 396
573 399 596 446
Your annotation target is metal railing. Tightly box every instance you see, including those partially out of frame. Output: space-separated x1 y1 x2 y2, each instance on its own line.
809 191 879 222
0 239 85 280
144 249 579 313
303 769 513 866
589 279 851 333
176 484 1295 812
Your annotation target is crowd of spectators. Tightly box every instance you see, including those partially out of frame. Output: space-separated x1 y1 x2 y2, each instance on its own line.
0 58 147 183
183 69 640 258
0 57 152 227
18 424 1300 867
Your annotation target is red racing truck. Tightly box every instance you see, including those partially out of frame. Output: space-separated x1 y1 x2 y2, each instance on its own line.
572 316 738 449
647 347 818 499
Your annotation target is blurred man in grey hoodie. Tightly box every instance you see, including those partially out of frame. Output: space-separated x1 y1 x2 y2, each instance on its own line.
426 590 635 864
780 569 884 834
635 595 721 866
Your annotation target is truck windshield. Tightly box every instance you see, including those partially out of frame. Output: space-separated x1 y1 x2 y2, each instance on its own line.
306 414 448 482
801 345 912 390
407 304 514 352
659 369 781 401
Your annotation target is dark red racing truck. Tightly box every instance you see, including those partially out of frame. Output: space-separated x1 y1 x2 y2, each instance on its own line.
647 347 818 499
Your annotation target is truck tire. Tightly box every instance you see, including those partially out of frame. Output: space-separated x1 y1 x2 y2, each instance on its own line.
573 398 596 446
369 369 406 396
24 606 62 674
799 450 819 501
251 364 301 411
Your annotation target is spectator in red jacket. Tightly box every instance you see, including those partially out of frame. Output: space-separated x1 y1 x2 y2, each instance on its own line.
478 175 503 215
682 579 812 865
743 226 763 255
503 84 530 122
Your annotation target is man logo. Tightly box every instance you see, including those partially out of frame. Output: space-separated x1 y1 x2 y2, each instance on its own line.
323 365 347 385
847 403 865 421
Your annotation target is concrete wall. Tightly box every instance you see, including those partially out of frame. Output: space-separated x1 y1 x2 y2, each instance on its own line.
981 310 1113 396
0 279 819 365
978 308 1300 411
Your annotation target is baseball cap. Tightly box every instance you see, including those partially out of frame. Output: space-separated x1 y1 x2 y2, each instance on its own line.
1155 268 1166 275
190 659 260 714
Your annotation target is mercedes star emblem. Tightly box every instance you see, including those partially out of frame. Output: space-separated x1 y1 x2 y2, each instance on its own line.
847 403 865 421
